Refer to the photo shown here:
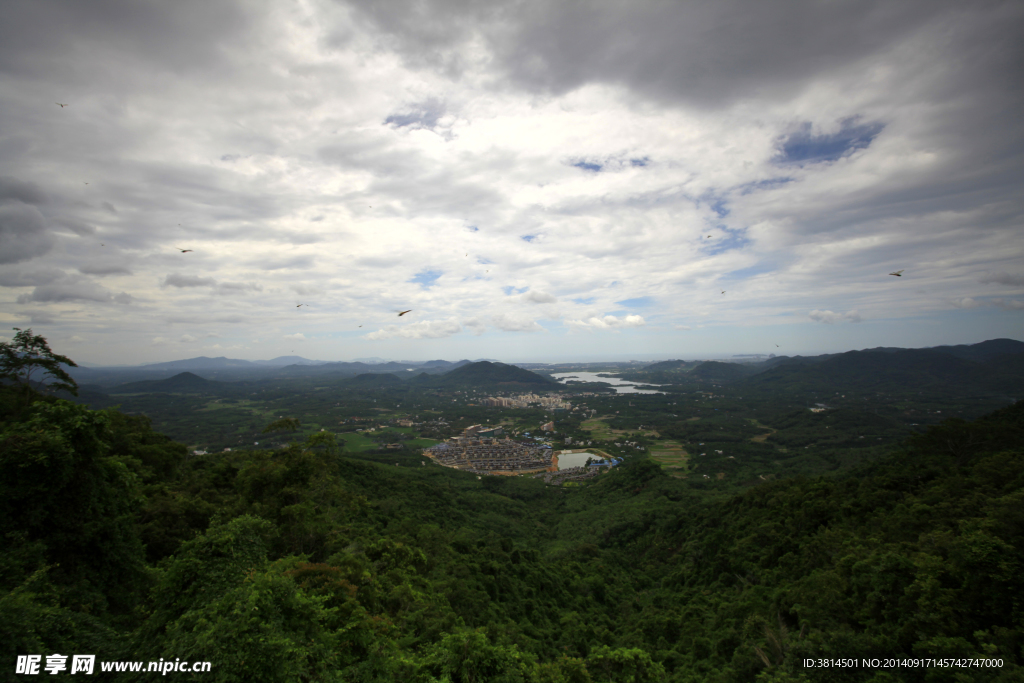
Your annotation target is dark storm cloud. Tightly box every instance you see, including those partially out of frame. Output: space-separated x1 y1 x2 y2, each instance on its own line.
79 263 133 276
980 272 1024 287
0 202 54 264
163 273 217 288
29 311 56 324
15 275 118 304
0 176 47 205
0 0 253 80
217 281 262 293
246 254 316 271
345 0 1001 107
0 266 64 287
0 176 53 264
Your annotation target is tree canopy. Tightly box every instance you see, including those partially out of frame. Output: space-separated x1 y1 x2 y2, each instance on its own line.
0 327 78 397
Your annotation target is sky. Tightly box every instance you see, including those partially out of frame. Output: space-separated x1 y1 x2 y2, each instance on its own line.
1 0 1022 365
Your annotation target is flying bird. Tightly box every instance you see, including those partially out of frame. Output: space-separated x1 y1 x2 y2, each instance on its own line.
296 304 305 308
83 182 88 185
707 235 711 238
56 102 67 107
174 247 193 253
889 270 904 277
721 290 726 294
397 310 412 317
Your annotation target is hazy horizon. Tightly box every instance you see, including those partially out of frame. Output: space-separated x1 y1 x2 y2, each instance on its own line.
2 1 1022 366
66 335 1021 369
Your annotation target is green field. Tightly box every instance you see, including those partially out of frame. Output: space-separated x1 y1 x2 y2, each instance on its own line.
648 439 689 475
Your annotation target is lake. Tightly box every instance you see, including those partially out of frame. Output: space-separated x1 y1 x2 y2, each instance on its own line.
550 371 665 394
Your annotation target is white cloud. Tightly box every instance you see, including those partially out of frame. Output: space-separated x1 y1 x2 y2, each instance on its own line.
809 309 862 324
163 274 216 288
365 319 462 340
491 313 544 332
521 291 557 304
991 298 1024 311
284 333 307 341
567 314 646 331
947 297 980 309
462 317 487 335
1 1 1020 362
180 334 198 342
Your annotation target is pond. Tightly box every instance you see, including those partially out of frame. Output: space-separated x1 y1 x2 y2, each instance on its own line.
556 450 608 470
550 371 665 394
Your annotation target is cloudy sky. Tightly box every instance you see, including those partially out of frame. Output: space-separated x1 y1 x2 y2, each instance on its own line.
1 0 1022 364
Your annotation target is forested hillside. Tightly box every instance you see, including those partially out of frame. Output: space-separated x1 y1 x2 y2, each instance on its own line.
3 385 1023 681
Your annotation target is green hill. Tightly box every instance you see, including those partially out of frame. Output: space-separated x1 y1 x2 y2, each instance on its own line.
344 372 406 387
742 347 1023 396
107 371 224 394
641 359 693 372
931 337 1024 362
687 360 761 382
433 361 557 388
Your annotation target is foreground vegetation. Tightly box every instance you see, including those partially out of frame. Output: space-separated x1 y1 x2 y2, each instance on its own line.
3 333 1023 681
3 375 1023 681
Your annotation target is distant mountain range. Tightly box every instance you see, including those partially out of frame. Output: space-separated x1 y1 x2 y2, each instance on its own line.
623 338 1024 398
64 339 1022 397
84 361 555 395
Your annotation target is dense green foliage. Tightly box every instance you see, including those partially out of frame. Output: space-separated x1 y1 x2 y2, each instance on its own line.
4 362 1023 681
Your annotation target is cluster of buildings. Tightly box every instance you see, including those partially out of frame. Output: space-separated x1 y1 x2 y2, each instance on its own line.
480 393 573 410
423 424 554 475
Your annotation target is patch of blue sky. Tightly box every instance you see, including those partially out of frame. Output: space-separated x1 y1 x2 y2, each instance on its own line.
614 296 655 309
383 98 444 130
774 117 884 165
724 263 777 280
467 225 479 232
409 269 442 288
697 190 730 217
521 235 538 243
503 285 528 295
571 160 603 172
572 297 595 305
629 157 649 167
703 231 751 256
737 177 795 195
477 257 493 264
